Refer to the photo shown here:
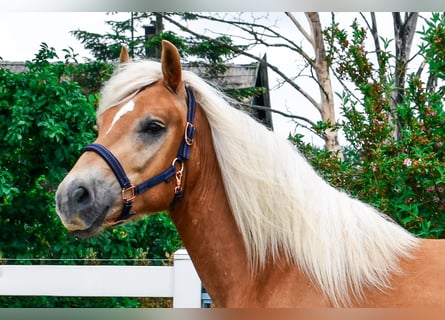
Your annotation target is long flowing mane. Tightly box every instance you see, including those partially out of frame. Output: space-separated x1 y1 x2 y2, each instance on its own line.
98 61 419 307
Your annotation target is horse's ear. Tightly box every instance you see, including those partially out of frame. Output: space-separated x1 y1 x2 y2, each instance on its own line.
161 40 182 93
119 46 130 64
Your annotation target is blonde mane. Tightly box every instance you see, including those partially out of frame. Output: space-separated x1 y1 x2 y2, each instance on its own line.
98 60 419 307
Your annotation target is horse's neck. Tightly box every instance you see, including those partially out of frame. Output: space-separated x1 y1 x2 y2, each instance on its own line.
167 104 334 307
168 105 251 306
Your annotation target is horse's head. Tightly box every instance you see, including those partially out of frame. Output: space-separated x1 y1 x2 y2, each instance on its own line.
55 41 193 238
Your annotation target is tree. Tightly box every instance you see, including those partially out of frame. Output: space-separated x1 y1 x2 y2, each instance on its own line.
70 13 238 71
293 13 445 238
340 13 419 141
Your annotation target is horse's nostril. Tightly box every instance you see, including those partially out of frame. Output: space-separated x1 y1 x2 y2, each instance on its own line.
71 186 92 209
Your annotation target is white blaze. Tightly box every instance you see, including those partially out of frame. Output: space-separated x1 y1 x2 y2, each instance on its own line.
106 100 135 135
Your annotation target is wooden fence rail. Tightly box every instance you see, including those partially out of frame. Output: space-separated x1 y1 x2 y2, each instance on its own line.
0 249 205 308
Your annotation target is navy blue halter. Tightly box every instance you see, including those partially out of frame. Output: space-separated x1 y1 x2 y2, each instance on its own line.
82 86 196 225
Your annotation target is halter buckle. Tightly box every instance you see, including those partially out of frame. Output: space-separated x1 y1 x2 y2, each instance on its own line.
121 184 136 203
185 122 195 146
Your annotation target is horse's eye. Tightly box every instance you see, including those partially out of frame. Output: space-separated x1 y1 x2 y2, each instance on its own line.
141 120 165 136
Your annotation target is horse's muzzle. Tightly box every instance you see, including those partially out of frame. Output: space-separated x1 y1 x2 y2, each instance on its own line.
55 177 115 236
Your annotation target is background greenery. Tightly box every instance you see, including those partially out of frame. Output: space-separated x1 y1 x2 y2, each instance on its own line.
1 13 445 307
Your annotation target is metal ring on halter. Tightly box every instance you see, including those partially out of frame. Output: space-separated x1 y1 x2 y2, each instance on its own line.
172 158 185 197
172 158 184 173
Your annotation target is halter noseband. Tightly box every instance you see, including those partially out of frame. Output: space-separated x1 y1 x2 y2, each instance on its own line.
82 86 196 225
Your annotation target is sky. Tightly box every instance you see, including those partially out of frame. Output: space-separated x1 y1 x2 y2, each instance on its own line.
0 12 119 61
0 12 433 146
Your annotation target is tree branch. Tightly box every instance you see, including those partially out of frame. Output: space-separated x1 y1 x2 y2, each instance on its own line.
360 12 386 81
161 13 321 111
182 12 315 66
240 103 326 139
241 103 318 128
285 12 314 46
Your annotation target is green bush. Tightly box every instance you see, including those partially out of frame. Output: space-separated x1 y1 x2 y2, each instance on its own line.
0 43 97 257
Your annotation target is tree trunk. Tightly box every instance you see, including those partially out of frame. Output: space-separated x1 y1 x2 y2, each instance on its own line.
305 12 343 158
390 12 418 140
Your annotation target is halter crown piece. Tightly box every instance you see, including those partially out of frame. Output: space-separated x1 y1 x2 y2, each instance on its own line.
82 86 196 225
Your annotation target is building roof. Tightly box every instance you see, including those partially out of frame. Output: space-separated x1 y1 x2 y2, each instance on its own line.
183 63 259 89
1 61 259 89
0 61 28 73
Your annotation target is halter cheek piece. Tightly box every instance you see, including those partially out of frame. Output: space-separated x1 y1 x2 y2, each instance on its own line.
82 86 196 226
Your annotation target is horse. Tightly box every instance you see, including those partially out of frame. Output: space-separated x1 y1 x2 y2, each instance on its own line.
55 40 445 307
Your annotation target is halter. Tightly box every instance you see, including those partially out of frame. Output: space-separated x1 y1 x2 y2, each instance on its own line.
82 86 196 225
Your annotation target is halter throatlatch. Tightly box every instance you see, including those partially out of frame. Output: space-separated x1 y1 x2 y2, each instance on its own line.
82 86 196 225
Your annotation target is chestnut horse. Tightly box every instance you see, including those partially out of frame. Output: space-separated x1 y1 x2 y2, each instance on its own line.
56 41 445 307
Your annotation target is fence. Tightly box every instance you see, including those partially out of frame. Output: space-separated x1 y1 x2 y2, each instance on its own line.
0 248 210 308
